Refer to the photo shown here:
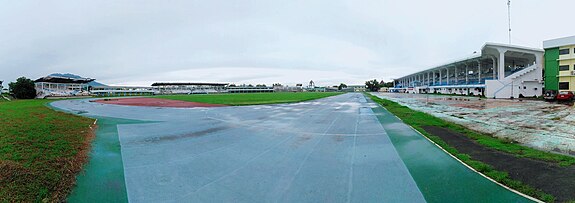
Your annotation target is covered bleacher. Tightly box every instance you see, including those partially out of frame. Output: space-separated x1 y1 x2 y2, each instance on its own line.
393 43 544 98
91 86 155 97
35 76 94 98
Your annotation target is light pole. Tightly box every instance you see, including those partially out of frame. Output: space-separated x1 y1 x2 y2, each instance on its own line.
507 0 512 44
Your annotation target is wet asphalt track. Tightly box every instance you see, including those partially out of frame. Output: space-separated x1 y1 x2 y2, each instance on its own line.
51 93 533 203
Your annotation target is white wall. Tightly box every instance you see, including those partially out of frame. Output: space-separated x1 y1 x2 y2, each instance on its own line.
485 64 543 98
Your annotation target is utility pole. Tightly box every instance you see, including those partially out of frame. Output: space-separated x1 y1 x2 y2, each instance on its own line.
507 0 511 44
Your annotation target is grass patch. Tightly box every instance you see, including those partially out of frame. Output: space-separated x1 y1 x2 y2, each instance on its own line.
0 99 95 202
155 92 343 106
366 94 573 202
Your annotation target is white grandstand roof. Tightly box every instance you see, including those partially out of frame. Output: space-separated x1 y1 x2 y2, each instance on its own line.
482 42 543 53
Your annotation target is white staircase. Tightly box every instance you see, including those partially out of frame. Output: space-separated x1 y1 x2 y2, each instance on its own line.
506 64 537 80
486 64 543 99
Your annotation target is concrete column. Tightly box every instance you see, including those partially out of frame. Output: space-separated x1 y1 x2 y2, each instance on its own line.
465 64 469 84
439 69 442 85
498 49 507 80
478 60 482 83
446 68 450 85
454 65 458 84
491 56 496 80
535 54 543 69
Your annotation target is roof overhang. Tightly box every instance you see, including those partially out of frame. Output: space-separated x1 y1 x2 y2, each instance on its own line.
35 76 95 84
482 42 544 53
151 82 229 86
543 35 575 49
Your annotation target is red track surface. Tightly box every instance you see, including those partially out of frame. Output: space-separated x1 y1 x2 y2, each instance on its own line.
93 98 226 108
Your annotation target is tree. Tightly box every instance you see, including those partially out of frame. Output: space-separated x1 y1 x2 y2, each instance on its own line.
9 77 37 99
338 83 347 90
365 79 381 92
383 81 394 88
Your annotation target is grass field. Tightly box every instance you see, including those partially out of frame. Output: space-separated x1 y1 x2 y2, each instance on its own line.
155 92 343 105
367 94 575 202
0 100 95 202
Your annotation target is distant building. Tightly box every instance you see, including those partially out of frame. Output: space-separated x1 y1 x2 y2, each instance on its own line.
151 82 228 94
273 84 303 92
227 85 274 93
307 86 326 92
91 86 155 97
543 36 575 92
345 85 366 92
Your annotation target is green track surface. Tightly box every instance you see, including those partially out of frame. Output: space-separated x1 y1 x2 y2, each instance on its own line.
65 117 145 202
370 105 532 202
154 92 342 105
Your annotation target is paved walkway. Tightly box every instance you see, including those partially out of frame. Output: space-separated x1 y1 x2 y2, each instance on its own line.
51 93 533 202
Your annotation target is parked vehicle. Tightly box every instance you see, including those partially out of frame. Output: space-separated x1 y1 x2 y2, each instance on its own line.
543 90 557 101
556 91 574 101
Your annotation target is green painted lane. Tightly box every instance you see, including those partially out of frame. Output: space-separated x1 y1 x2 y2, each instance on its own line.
371 105 534 202
66 118 144 202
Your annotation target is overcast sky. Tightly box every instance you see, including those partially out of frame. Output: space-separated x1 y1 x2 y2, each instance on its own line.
1 0 574 86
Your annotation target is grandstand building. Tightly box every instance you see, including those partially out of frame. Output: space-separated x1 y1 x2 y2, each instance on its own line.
273 85 303 92
227 85 274 93
151 82 228 94
91 86 155 97
35 75 94 98
543 36 575 92
391 43 544 98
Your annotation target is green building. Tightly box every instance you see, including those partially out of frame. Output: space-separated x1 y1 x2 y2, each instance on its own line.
543 36 575 92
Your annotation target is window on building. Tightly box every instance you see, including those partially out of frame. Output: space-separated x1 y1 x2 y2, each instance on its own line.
560 49 570 55
559 82 570 90
559 65 570 71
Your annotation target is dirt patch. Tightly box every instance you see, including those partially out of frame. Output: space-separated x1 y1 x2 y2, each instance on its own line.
93 98 226 108
422 126 575 202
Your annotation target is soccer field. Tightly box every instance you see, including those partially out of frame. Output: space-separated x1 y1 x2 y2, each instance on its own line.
154 92 342 105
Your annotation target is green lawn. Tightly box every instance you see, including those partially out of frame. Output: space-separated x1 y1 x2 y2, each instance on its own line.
155 92 343 105
0 100 95 202
367 94 575 202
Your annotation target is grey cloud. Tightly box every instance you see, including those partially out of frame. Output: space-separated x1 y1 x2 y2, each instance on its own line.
1 0 575 86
